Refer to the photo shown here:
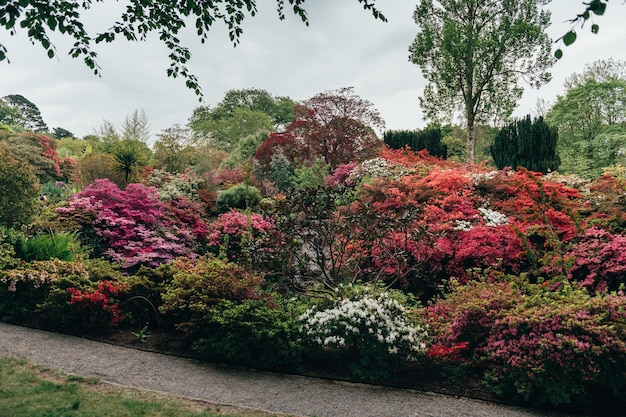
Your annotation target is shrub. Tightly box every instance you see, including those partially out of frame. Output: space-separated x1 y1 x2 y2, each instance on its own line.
56 179 208 269
0 143 39 228
300 285 428 382
565 228 626 293
13 231 83 262
425 280 626 406
159 255 269 333
192 299 302 371
216 184 261 211
206 210 277 263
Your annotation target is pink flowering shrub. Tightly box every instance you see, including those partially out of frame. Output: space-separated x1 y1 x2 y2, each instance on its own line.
324 162 357 187
56 179 209 269
424 281 626 406
206 210 278 263
565 228 626 293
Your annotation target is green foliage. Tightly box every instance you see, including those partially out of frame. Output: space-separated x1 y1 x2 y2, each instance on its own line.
220 130 269 168
1 94 47 132
111 139 149 187
77 153 116 186
153 125 196 173
216 184 262 212
0 143 39 228
159 255 268 332
121 109 151 144
490 115 560 173
12 230 83 262
383 126 447 158
409 0 553 162
294 158 330 190
192 299 302 371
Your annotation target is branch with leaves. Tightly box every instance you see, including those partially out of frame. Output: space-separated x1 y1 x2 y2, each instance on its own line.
0 1 387 98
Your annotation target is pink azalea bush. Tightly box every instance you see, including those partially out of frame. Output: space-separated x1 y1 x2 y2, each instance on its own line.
57 179 209 269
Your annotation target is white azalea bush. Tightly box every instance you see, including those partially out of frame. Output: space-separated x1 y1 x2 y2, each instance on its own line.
299 285 429 382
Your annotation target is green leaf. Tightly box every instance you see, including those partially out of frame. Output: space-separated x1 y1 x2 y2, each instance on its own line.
555 49 563 60
591 24 599 34
563 31 577 46
47 49 54 58
590 1 607 16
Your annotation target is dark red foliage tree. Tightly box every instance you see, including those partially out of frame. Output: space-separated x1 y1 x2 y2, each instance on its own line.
284 87 385 169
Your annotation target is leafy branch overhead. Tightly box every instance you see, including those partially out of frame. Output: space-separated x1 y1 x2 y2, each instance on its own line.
555 0 610 59
0 0 387 98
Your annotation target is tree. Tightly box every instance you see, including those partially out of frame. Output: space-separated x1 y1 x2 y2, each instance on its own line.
409 0 553 163
92 120 120 153
190 107 273 152
121 109 151 144
383 126 447 158
0 1 386 97
546 60 626 177
1 94 48 132
153 125 196 173
490 115 560 174
285 87 385 169
111 140 149 187
0 143 39 227
196 88 296 128
53 127 76 139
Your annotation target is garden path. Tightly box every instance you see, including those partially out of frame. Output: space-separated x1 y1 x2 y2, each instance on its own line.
0 322 571 417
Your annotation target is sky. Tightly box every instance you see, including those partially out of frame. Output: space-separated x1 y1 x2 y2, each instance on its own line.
1 0 625 143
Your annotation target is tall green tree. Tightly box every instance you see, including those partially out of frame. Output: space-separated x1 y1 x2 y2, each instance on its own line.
153 125 196 173
409 0 553 163
1 94 48 132
190 107 273 152
546 60 626 177
490 115 560 174
0 1 386 97
112 140 149 187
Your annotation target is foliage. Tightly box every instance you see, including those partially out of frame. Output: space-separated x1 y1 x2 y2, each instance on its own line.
144 168 204 202
192 299 302 370
546 66 626 178
12 230 83 262
410 0 553 162
216 184 261 212
77 153 116 186
0 143 39 228
294 158 330 189
383 126 447 158
1 94 47 132
56 179 208 269
425 280 626 406
300 285 428 382
67 280 126 331
491 115 560 174
206 210 277 263
111 139 150 187
0 1 386 97
159 255 269 332
285 87 385 169
153 124 196 173
121 109 151 144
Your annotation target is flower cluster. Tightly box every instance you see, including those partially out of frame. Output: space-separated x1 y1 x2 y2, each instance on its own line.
68 280 125 328
300 290 428 360
144 168 204 201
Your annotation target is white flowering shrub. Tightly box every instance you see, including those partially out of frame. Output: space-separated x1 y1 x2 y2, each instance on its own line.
347 157 408 183
300 289 428 362
478 207 508 226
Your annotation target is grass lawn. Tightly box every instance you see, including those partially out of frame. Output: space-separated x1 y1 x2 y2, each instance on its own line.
0 356 291 417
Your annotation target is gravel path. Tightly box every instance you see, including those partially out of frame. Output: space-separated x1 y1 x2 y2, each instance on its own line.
0 322 570 417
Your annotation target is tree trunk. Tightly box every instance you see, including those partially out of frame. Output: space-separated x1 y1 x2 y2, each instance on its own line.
466 115 475 163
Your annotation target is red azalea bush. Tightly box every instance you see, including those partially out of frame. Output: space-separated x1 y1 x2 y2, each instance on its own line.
56 179 209 269
68 280 126 330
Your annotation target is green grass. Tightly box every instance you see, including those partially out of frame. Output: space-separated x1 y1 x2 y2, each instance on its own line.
0 356 289 417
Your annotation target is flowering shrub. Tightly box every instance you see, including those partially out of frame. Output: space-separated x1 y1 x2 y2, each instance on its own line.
56 179 209 269
144 168 204 201
206 210 277 263
324 162 357 187
424 280 626 406
300 285 428 381
68 280 126 330
565 228 626 293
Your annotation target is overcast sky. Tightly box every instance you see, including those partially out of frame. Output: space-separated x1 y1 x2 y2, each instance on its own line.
1 0 625 142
